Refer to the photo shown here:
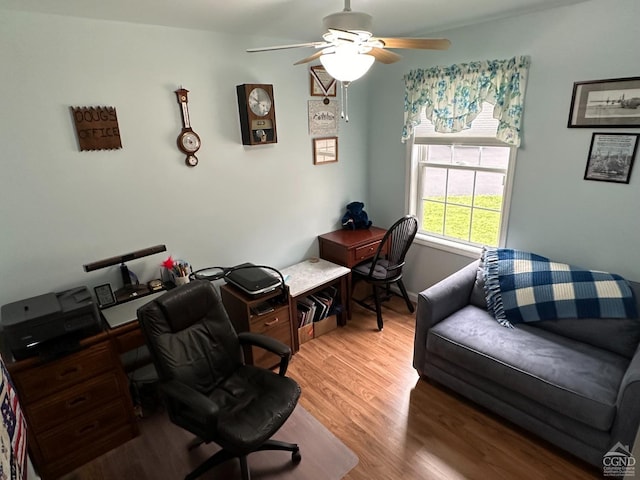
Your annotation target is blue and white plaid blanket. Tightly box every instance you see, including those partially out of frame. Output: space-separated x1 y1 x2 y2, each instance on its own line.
483 248 638 327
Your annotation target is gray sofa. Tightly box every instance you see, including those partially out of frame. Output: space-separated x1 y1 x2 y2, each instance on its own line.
413 259 640 467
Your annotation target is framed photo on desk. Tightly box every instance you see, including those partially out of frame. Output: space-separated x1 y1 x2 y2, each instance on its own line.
94 283 116 308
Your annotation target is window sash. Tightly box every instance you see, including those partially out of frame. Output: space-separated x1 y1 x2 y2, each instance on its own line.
409 140 516 251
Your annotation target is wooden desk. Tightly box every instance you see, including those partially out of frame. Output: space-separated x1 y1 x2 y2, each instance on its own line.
6 329 139 480
318 226 387 318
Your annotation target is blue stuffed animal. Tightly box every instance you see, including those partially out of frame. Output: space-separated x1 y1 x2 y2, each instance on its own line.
341 201 372 230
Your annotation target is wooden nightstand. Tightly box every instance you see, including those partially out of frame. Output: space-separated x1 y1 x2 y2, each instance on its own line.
318 226 387 318
220 285 294 368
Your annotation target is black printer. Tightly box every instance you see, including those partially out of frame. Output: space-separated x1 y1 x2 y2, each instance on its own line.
1 286 101 360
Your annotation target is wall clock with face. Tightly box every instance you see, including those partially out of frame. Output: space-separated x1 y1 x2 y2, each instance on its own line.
175 88 200 167
236 84 277 145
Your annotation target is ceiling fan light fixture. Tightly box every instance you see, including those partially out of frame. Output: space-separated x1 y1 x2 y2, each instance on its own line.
320 49 374 82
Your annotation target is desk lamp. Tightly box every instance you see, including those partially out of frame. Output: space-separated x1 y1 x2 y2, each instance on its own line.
83 244 167 303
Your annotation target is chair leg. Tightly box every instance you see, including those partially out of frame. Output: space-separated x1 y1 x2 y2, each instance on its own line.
239 456 250 480
187 437 205 451
185 448 236 480
397 279 414 313
372 285 384 331
253 439 299 454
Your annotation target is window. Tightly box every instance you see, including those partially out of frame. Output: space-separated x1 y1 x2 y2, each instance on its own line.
407 103 517 253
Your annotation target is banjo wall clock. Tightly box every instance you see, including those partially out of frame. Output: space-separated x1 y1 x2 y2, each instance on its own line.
175 88 201 167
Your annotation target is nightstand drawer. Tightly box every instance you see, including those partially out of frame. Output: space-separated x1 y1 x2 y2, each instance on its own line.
250 308 291 368
250 308 290 334
13 343 113 402
38 399 130 463
353 240 381 263
28 372 121 433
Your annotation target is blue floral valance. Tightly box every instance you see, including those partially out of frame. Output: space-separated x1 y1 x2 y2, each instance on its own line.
402 55 530 146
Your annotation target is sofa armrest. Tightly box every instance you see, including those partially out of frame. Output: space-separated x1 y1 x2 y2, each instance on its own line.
413 260 479 375
611 344 640 449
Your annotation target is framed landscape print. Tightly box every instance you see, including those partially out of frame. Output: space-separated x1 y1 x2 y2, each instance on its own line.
568 77 640 128
584 133 638 183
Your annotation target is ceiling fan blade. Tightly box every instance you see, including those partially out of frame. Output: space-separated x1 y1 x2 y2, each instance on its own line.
294 51 324 65
369 47 402 64
377 38 451 50
247 42 328 52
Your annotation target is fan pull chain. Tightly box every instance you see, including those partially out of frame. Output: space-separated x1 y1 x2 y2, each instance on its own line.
340 81 350 122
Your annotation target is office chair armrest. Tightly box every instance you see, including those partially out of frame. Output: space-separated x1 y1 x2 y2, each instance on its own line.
160 379 220 420
238 332 292 376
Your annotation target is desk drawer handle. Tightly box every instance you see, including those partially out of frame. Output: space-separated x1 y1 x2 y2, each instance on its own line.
76 421 99 436
67 395 89 408
58 366 81 379
265 317 279 327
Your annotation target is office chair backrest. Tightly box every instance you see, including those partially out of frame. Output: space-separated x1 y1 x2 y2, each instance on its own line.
371 215 418 276
137 280 242 395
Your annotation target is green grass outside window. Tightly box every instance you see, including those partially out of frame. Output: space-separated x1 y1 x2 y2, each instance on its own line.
423 195 502 246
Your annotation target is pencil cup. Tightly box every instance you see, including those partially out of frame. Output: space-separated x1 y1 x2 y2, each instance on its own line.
175 276 190 286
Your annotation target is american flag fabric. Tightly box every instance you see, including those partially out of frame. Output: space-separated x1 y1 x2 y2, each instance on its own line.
483 248 638 328
0 356 26 480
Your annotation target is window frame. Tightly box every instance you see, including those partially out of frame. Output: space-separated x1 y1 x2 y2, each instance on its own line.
406 135 517 258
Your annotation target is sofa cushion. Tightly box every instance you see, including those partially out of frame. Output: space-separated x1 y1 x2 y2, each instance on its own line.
532 317 640 359
427 305 630 431
469 260 640 358
468 259 487 309
530 280 640 359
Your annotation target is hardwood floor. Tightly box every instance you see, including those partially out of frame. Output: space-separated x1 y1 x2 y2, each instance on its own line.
288 297 602 480
64 296 603 480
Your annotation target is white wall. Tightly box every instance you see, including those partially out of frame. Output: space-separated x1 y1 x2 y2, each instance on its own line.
366 0 640 294
0 12 371 306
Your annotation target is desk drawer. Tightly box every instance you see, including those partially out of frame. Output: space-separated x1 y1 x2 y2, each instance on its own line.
113 327 146 353
28 372 121 433
353 240 381 264
38 398 130 463
249 308 291 368
13 343 113 402
250 308 290 336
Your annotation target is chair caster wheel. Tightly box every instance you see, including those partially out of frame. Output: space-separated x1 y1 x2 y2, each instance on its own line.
292 449 302 464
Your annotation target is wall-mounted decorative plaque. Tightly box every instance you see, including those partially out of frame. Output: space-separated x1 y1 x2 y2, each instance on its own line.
310 66 337 98
70 106 122 151
308 100 338 136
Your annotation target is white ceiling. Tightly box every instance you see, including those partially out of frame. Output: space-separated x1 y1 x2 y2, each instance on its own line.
1 0 587 42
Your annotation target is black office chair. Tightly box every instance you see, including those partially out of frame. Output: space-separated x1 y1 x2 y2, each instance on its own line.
137 280 301 480
352 215 418 330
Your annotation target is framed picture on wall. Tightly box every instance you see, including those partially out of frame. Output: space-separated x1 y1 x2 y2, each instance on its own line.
568 76 640 128
584 132 638 183
313 137 338 165
310 66 337 97
308 100 338 136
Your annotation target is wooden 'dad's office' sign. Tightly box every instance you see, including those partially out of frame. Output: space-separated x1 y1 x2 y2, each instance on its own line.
71 106 122 151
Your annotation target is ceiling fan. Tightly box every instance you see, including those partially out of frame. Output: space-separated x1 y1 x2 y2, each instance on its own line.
247 0 451 83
